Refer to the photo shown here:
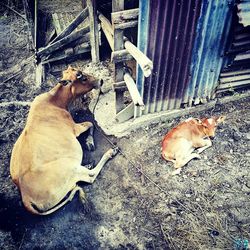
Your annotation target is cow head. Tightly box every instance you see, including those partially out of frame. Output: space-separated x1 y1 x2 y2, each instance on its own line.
201 116 226 138
59 66 103 97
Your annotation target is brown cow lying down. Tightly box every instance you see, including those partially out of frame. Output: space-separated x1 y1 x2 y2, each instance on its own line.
161 116 225 174
10 66 118 215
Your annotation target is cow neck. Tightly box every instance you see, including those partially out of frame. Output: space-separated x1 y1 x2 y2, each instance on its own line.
49 83 73 109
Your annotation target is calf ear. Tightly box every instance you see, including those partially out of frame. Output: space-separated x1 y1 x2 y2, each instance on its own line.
201 119 208 127
216 115 226 124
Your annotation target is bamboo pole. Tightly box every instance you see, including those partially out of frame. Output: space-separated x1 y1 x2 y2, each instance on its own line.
124 70 145 109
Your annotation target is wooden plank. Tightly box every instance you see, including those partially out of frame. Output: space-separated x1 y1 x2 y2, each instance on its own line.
37 28 90 57
124 71 144 109
98 13 114 51
50 7 89 44
34 0 38 50
113 0 125 114
35 63 45 86
111 49 133 63
113 81 127 91
112 8 139 29
115 103 134 123
52 13 64 34
87 0 99 62
41 42 91 65
124 38 153 77
216 80 250 91
114 20 138 30
111 8 139 24
22 0 35 50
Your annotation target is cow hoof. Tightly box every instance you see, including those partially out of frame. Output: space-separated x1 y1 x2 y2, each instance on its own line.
106 147 119 158
171 168 182 175
86 135 95 151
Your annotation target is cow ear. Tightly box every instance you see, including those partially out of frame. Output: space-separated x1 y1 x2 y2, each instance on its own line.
215 115 226 124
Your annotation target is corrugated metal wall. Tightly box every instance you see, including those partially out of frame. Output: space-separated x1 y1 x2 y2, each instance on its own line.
186 0 234 105
218 1 250 92
136 0 234 116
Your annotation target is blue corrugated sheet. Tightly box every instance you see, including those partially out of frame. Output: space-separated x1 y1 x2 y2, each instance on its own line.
136 0 234 117
186 0 234 105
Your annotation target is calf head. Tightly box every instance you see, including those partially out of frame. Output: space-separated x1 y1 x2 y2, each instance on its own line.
201 116 226 137
59 66 103 97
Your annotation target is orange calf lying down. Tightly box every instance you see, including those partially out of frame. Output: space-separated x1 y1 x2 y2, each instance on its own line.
162 116 225 174
10 66 118 215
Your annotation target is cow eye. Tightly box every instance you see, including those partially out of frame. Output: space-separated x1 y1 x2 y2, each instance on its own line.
82 75 87 81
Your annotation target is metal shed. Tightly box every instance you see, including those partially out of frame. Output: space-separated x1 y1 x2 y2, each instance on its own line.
135 0 235 117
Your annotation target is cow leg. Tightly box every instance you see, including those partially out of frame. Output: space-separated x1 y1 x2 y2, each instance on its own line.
196 139 212 153
74 121 95 151
85 125 95 151
76 147 119 183
74 121 93 137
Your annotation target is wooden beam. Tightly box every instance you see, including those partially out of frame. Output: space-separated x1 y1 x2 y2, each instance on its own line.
99 12 152 77
98 13 114 51
50 7 89 44
113 80 127 91
124 38 153 77
22 0 35 50
115 103 134 123
37 28 90 57
111 49 133 63
41 42 91 65
216 80 250 92
113 21 138 30
113 0 125 114
124 71 145 109
34 0 38 50
87 0 99 62
112 8 139 30
112 8 139 24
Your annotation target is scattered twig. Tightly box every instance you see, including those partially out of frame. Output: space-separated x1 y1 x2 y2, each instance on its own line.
0 3 26 20
18 229 27 250
141 228 158 237
160 224 177 250
1 70 22 84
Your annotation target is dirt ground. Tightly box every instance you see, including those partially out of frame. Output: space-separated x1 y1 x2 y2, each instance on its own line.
0 4 250 250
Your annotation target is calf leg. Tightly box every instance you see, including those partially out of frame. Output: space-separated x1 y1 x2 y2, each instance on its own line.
76 147 119 184
74 121 93 137
196 139 212 153
174 153 201 169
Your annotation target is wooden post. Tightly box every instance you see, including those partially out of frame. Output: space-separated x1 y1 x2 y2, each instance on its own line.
87 0 100 62
113 0 125 113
